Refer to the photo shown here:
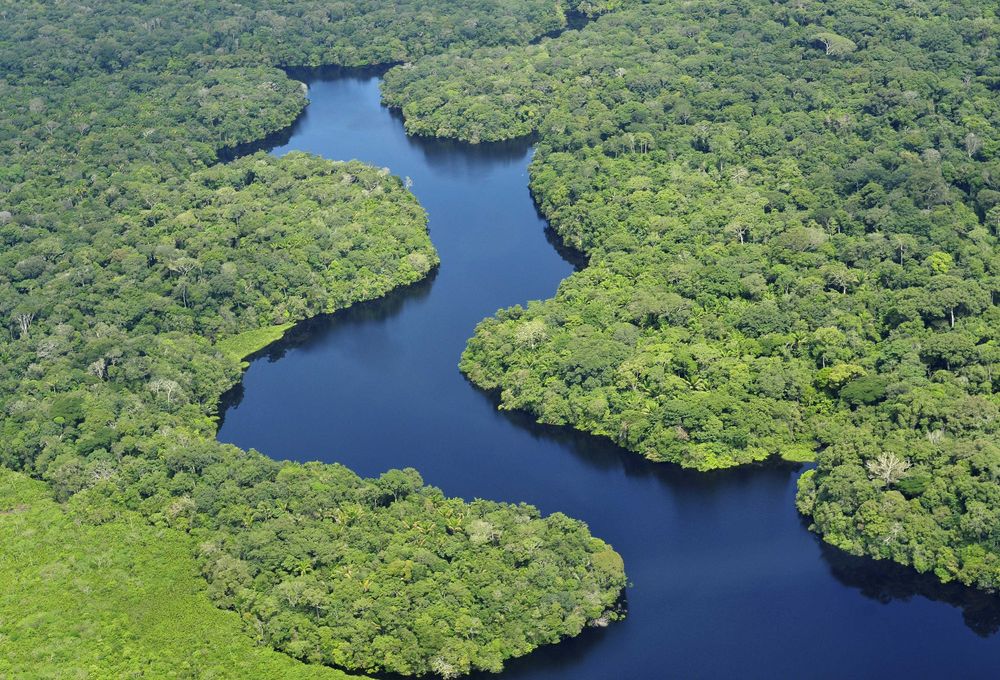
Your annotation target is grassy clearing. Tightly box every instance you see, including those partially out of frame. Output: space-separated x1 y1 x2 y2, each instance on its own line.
0 468 360 680
216 322 295 364
779 445 817 464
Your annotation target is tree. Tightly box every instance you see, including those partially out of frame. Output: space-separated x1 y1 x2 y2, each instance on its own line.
148 377 182 405
13 312 33 339
866 452 910 485
812 31 857 56
964 132 983 159
514 319 548 349
925 251 953 274
167 256 201 307
810 326 848 367
923 277 988 328
890 233 918 265
820 263 858 294
87 358 108 379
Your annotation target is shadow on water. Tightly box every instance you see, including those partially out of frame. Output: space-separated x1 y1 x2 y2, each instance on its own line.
542 223 589 271
467 620 615 680
285 63 396 83
219 65 393 161
217 270 438 426
224 61 538 171
481 386 770 485
818 542 1000 638
388 106 538 169
217 115 307 161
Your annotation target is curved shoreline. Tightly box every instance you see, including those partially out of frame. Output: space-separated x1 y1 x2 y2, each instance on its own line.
210 67 628 677
218 69 1000 679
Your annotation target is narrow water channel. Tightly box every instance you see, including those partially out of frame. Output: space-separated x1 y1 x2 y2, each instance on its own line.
218 68 1000 678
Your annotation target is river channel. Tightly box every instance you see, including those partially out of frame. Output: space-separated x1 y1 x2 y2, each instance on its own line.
218 67 1000 678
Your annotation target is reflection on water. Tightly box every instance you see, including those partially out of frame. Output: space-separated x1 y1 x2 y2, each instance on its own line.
217 273 437 425
218 70 1000 678
820 543 1000 638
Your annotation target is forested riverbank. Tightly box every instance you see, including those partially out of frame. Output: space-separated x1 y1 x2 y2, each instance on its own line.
3 0 1000 676
0 2 627 676
220 66 1000 680
381 0 1000 589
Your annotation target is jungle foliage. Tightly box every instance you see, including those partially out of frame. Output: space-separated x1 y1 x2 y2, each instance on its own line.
382 0 1000 589
0 1 627 676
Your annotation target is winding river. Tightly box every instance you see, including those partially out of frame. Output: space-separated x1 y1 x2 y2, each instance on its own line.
218 67 1000 678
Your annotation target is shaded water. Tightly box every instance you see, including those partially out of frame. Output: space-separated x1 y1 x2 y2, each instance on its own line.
218 69 1000 678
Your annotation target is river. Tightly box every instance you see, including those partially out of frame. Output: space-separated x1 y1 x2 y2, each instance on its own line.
217 67 1000 678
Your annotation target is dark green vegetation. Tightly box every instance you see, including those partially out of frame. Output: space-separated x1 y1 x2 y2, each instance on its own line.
382 0 1000 589
1 0 621 84
0 1 626 677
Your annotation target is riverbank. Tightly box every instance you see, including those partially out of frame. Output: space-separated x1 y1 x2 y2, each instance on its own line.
219 69 1000 678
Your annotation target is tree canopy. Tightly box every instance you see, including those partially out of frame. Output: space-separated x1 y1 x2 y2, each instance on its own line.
0 0 627 676
382 0 1000 590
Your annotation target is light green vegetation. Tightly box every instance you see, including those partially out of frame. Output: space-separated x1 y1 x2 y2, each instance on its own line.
217 323 295 364
779 445 818 464
0 0 627 676
382 0 1000 588
0 467 356 680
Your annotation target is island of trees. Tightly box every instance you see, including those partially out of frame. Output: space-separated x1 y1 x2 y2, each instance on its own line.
0 1 627 677
382 0 1000 590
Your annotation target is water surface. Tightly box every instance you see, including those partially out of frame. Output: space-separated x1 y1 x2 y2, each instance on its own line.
218 69 1000 678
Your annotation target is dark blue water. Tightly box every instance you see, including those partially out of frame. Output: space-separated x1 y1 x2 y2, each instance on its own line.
218 69 1000 678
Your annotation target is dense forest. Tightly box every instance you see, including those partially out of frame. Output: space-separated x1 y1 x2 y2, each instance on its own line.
0 1 627 677
6 0 1000 674
382 0 1000 589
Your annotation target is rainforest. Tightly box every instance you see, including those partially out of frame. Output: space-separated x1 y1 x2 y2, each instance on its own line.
382 0 1000 588
1 0 999 678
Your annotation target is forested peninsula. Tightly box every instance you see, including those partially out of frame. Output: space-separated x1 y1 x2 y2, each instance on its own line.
0 2 627 677
382 0 1000 590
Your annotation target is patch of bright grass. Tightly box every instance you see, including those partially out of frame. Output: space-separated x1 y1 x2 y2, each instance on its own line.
0 467 361 680
216 323 295 364
779 444 817 463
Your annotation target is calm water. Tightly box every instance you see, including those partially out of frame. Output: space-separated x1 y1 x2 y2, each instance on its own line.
218 69 1000 678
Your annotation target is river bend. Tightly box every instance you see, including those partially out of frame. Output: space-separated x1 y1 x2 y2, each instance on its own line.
218 68 1000 679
